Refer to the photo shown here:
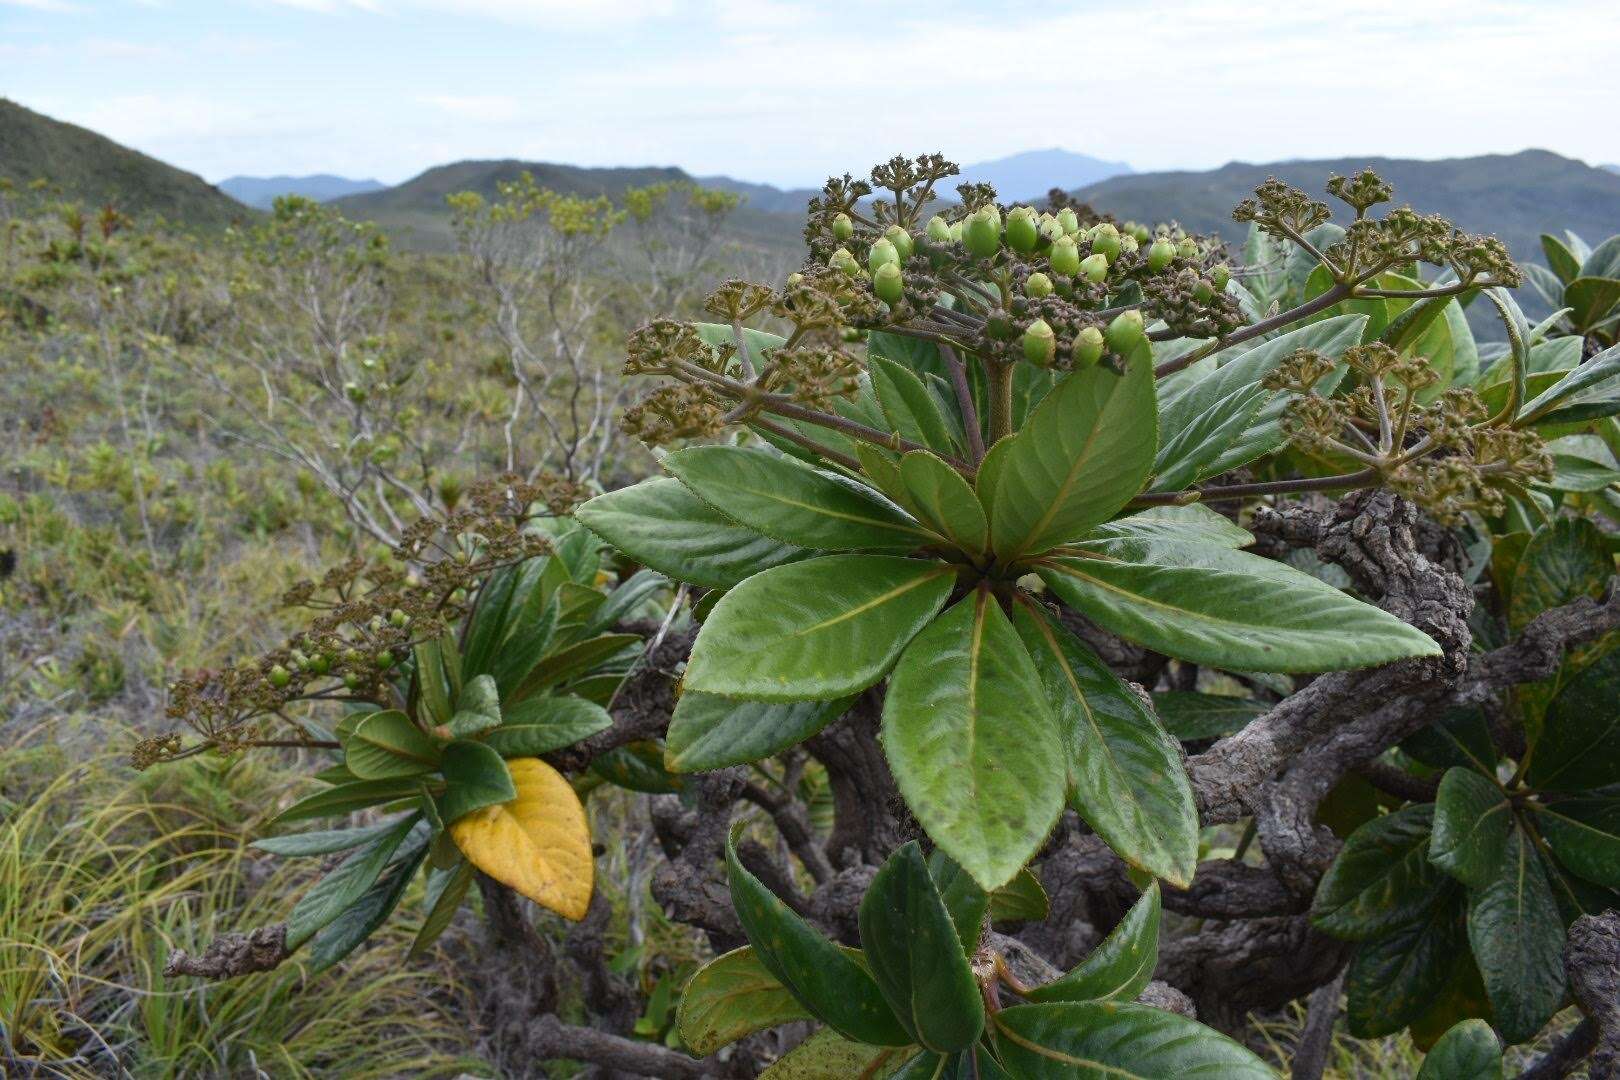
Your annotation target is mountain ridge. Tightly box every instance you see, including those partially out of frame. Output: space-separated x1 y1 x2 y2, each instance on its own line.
220 174 386 209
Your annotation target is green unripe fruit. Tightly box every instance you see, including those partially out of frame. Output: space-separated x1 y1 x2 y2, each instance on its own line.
1056 208 1079 235
1106 309 1145 355
842 326 863 343
1128 222 1151 244
268 664 291 689
374 650 395 671
1146 237 1175 273
832 212 854 241
1091 223 1121 262
868 237 899 273
1005 207 1039 254
1119 234 1139 255
343 647 364 667
309 653 331 675
1211 263 1231 290
1025 271 1054 298
1039 215 1065 242
1177 237 1199 261
962 207 1002 258
1072 325 1106 368
785 271 803 287
926 214 952 243
343 673 364 691
830 247 859 276
872 261 904 304
949 220 963 243
1194 280 1214 303
883 224 914 262
1079 253 1109 284
389 608 409 628
1049 235 1081 277
1022 318 1056 366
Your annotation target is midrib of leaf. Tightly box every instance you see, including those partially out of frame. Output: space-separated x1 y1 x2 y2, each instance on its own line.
1040 559 1266 631
990 1013 1146 1077
1534 710 1620 789
792 568 950 639
1442 798 1511 855
1004 382 1117 557
729 481 932 539
962 590 988 801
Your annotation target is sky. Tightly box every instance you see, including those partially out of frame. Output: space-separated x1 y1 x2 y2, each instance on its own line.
2 0 1617 189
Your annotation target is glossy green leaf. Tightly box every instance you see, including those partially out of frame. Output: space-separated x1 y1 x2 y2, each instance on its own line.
271 778 426 826
438 740 517 824
1539 434 1620 493
306 829 430 973
989 345 1156 560
1149 691 1267 740
664 445 930 552
990 868 1050 924
1526 648 1620 792
1013 600 1197 886
483 695 613 757
1416 1019 1502 1080
756 1028 919 1079
590 741 682 794
872 355 959 455
1312 805 1447 940
1542 234 1581 284
1345 893 1466 1038
446 673 501 737
858 842 984 1052
665 692 850 772
1518 343 1620 424
344 710 439 780
882 590 1065 890
408 859 473 959
1077 504 1253 550
512 633 639 700
1038 544 1441 673
686 555 954 701
992 1001 1273 1078
724 825 909 1046
252 818 408 858
1467 823 1567 1044
1402 708 1499 774
1531 798 1620 889
1430 768 1513 890
674 946 810 1055
926 849 990 952
1026 883 1159 1004
1568 276 1620 331
286 812 421 949
574 477 812 590
898 450 987 554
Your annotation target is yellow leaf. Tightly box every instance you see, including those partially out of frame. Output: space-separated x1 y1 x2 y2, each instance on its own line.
449 756 593 920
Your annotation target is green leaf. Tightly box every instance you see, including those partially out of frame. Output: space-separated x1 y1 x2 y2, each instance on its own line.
664 446 930 552
674 946 810 1055
483 695 613 757
1402 708 1499 775
447 673 502 737
723 825 909 1046
344 710 440 780
1078 504 1253 550
992 1001 1273 1078
858 842 984 1052
408 859 474 959
1568 277 1620 332
1416 1019 1502 1080
286 812 422 949
989 868 1050 924
306 829 430 973
1345 893 1466 1038
271 778 426 826
438 740 517 824
1467 823 1567 1044
1542 234 1581 284
686 555 954 701
590 741 682 793
1530 798 1620 889
1518 343 1620 425
1430 768 1513 890
897 451 988 554
1149 691 1267 740
1312 805 1447 940
574 477 813 590
989 345 1156 560
252 818 408 857
1581 234 1620 279
1013 600 1197 886
757 1028 919 1079
1038 544 1441 673
665 692 850 772
1540 434 1620 492
871 355 959 455
926 849 990 952
512 633 639 701
1025 883 1160 1004
882 590 1065 890
414 639 454 726
1527 648 1620 792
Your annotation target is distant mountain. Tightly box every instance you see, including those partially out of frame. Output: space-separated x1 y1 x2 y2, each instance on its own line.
957 148 1132 201
0 98 248 230
220 174 386 209
1602 164 1620 176
695 175 816 216
1072 150 1620 265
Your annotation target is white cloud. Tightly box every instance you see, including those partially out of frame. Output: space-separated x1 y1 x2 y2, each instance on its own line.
0 0 81 10
418 94 522 122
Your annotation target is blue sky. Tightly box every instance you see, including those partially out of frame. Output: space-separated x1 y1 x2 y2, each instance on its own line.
3 0 1616 188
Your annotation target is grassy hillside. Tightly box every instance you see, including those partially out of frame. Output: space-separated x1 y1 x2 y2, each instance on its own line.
334 158 803 253
0 98 249 230
1073 149 1620 262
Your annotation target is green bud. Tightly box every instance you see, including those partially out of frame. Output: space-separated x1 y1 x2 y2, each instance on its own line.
268 664 291 689
1177 237 1199 261
1025 271 1054 298
1049 235 1081 277
343 673 364 692
872 261 904 304
1146 237 1175 273
1072 325 1106 368
1210 263 1231 290
1056 208 1079 236
841 326 864 343
374 650 395 671
884 224 914 262
1039 215 1065 242
389 608 409 628
1091 223 1121 262
832 212 854 241
830 247 859 276
309 653 331 675
1079 253 1109 284
1022 318 1056 366
1119 234 1139 255
785 271 803 287
343 647 365 667
962 207 1002 258
1005 207 1039 254
868 237 899 273
926 214 952 243
1105 309 1145 355
1128 222 1152 244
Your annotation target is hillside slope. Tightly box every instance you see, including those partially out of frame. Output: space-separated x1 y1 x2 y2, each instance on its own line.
220 174 385 209
1073 150 1620 262
0 98 248 230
